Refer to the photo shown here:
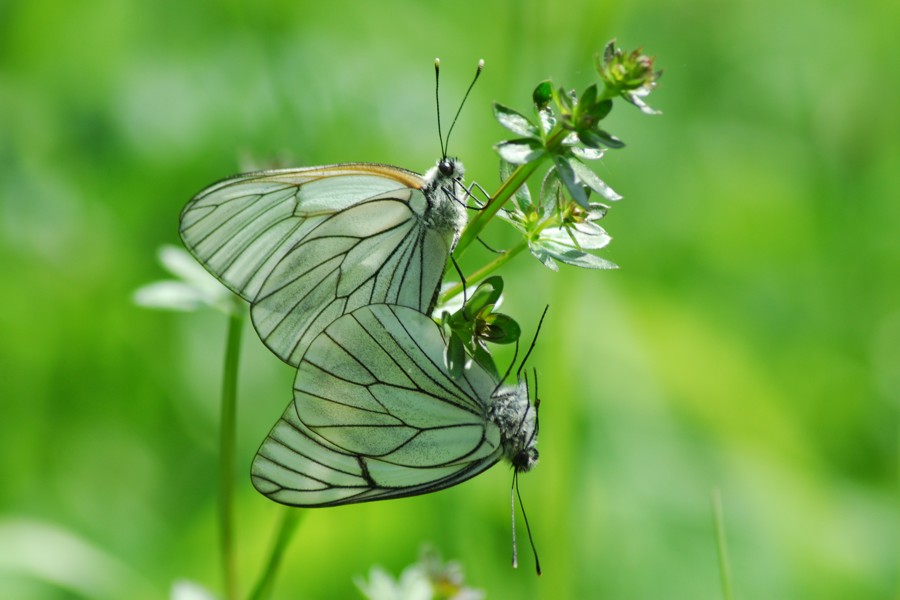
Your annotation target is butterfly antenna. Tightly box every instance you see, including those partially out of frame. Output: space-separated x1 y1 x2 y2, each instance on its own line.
498 338 520 390
516 305 550 378
516 371 532 433
443 59 484 157
434 58 448 158
532 368 540 438
517 471 542 575
510 471 542 575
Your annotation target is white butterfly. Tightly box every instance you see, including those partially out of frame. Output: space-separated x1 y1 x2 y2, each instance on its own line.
250 303 539 506
179 160 468 366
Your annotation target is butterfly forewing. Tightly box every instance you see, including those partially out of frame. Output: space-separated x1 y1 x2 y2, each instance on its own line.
180 162 463 366
251 304 504 507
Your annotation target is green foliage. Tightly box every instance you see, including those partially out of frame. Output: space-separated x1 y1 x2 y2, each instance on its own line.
440 276 521 379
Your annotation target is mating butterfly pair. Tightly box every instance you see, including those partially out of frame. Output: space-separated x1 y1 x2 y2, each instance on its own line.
180 157 540 509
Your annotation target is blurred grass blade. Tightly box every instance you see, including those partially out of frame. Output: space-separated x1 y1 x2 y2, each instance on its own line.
711 488 735 600
248 508 304 600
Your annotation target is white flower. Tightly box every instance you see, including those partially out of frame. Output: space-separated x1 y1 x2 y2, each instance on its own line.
133 245 239 314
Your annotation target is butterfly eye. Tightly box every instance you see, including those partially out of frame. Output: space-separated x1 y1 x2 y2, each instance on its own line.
513 447 539 472
438 159 455 176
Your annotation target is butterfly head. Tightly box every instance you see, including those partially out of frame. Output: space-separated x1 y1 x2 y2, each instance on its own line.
425 157 465 189
438 157 463 180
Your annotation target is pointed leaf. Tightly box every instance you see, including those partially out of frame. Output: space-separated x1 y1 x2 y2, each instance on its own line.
540 168 563 218
537 108 556 135
530 243 560 272
464 277 503 320
493 103 539 137
625 91 662 115
482 313 521 344
534 239 618 270
570 159 622 202
494 139 545 164
473 344 500 379
579 84 599 109
499 160 533 213
554 85 574 112
582 128 625 149
542 222 611 250
554 156 588 208
588 98 613 121
446 333 467 379
571 146 606 161
499 158 516 181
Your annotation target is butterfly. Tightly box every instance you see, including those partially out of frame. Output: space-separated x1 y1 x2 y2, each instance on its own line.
251 303 543 571
250 302 539 505
179 60 483 366
179 160 468 366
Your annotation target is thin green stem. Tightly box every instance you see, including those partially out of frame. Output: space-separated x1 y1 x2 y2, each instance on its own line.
247 508 304 600
455 161 541 258
439 237 529 305
711 488 735 600
220 310 244 600
455 127 569 259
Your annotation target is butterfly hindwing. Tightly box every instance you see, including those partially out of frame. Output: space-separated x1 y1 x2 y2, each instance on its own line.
249 194 450 366
251 304 504 507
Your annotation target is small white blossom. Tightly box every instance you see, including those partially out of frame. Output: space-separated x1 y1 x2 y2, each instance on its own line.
133 245 239 314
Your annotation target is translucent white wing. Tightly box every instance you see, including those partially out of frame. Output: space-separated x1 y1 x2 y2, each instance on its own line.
251 304 504 507
180 164 425 299
180 162 465 365
248 191 452 366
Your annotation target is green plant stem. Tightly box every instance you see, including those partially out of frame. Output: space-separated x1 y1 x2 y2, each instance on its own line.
711 488 735 600
439 237 529 305
220 310 244 600
455 127 569 259
455 161 540 258
248 508 304 600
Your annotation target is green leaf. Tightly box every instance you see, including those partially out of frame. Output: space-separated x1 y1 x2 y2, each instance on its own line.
530 243 561 272
482 313 521 344
446 333 467 379
473 344 499 379
554 85 574 112
532 81 553 109
594 128 625 148
493 103 539 137
499 158 516 181
579 84 598 110
600 39 616 70
625 91 662 115
540 168 563 218
578 128 626 149
553 156 589 207
569 159 622 202
571 146 606 161
500 159 533 213
537 107 556 135
464 277 503 320
587 98 613 121
534 239 618 270
495 139 545 164
542 222 611 250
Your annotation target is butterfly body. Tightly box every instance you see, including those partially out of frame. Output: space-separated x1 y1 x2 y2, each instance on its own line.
250 303 538 507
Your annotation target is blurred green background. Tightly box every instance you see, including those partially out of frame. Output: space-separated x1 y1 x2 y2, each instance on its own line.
1 0 897 598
